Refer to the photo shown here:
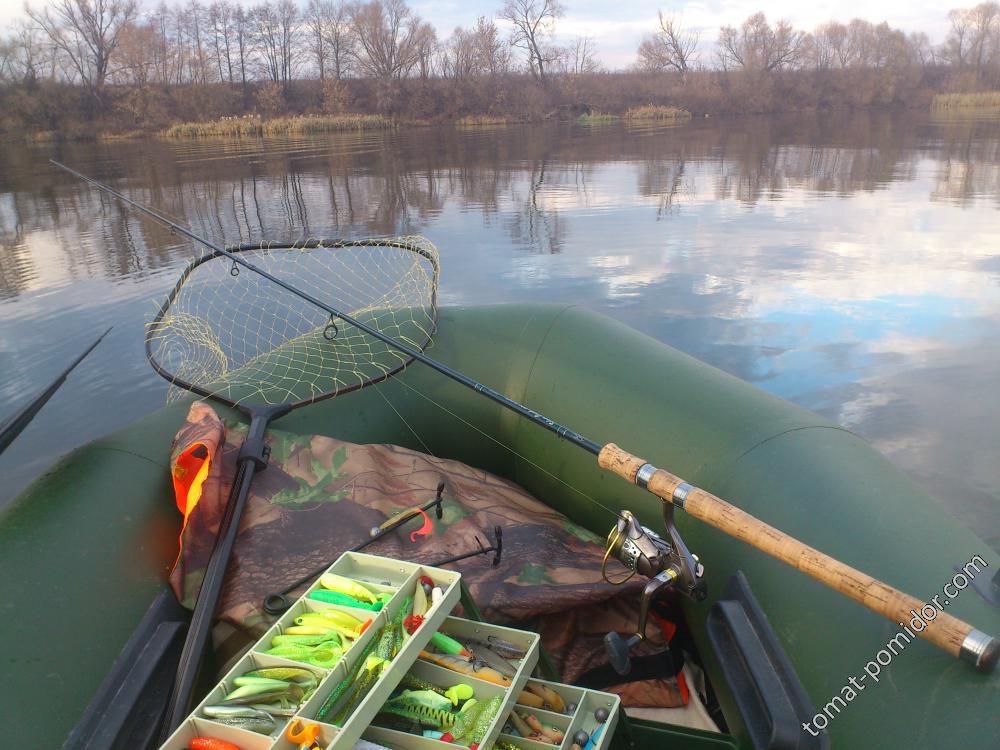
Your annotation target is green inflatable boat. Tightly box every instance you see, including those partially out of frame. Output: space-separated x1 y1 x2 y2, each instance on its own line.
2 304 997 750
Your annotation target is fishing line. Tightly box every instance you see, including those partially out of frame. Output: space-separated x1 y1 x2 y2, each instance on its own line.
381 375 626 525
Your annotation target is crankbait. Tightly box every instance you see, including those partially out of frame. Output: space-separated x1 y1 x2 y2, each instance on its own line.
465 640 516 677
320 573 379 603
420 649 512 687
484 635 527 660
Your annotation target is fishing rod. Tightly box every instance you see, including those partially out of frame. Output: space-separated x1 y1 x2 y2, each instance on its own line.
0 326 112 455
53 160 998 675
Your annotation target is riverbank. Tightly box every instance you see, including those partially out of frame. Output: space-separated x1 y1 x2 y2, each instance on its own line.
3 66 985 143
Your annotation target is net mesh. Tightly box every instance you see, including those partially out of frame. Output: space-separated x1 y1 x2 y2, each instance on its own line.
146 236 439 408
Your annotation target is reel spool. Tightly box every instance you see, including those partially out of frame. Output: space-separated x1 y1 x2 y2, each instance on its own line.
602 506 707 675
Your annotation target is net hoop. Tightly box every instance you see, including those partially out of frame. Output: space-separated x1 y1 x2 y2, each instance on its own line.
145 237 440 411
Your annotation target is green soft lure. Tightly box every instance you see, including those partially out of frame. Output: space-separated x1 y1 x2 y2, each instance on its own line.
379 689 462 729
332 654 388 725
271 632 342 647
205 715 277 735
467 694 504 745
431 631 470 656
316 626 384 721
445 684 475 706
309 589 384 610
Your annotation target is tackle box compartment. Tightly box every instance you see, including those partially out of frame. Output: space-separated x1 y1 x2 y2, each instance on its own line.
159 552 461 750
363 615 540 750
500 677 620 750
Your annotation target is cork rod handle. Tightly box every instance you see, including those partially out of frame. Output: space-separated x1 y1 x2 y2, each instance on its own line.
598 443 998 672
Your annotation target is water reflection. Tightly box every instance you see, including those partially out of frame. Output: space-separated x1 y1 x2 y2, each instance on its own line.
0 111 997 550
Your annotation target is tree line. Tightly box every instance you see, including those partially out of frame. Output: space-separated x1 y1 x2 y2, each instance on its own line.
1 0 998 136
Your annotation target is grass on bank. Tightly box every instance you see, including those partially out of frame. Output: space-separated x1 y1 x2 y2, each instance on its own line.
455 114 514 127
931 92 1000 110
159 114 395 138
624 105 692 121
577 111 619 124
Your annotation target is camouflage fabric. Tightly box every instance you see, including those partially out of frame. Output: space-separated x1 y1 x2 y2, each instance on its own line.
169 401 686 707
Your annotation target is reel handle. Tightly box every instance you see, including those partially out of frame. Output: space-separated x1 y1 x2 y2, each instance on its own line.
604 631 642 675
599 443 999 673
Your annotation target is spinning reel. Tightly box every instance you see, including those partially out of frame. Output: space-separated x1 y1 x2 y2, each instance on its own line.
602 502 706 675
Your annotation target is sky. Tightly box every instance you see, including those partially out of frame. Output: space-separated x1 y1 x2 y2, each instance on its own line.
0 0 954 70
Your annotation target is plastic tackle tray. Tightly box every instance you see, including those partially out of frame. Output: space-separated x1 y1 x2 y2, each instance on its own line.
498 678 620 750
160 552 461 750
363 616 540 750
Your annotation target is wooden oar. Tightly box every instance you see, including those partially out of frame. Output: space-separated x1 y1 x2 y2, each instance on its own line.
599 443 998 672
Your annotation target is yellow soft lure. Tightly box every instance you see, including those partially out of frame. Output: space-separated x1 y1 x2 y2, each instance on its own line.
320 573 379 604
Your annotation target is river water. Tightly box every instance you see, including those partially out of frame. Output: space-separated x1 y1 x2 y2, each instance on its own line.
1 111 997 551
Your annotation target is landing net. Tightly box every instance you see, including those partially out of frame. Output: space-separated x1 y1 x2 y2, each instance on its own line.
145 237 439 408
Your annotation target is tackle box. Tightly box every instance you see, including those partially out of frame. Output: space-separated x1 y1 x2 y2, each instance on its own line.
159 552 461 750
363 616 540 750
500 678 620 750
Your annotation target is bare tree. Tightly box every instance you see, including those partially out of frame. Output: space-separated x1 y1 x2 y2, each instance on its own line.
472 16 509 76
499 0 564 83
717 12 806 72
25 0 138 95
208 0 236 83
636 12 698 75
413 21 436 79
947 8 972 68
443 26 477 78
566 36 600 74
350 0 426 81
232 4 251 88
322 0 353 79
967 2 1000 77
4 21 47 83
112 19 156 85
253 0 298 84
907 31 935 69
305 0 330 79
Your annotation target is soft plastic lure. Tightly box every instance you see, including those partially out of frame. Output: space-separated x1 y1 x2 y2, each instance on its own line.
316 627 383 720
431 631 472 656
409 509 434 541
379 689 461 729
308 589 384 610
188 738 242 750
466 693 504 746
320 573 379 603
